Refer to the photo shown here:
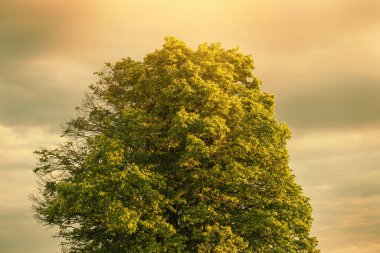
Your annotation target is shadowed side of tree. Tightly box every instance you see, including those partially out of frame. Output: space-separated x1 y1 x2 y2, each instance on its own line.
32 37 319 252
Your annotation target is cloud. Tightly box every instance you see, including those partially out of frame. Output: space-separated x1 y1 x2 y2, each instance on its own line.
275 83 380 130
0 0 100 129
235 0 380 54
288 128 380 252
0 125 61 172
0 1 91 61
0 125 61 252
0 58 93 129
0 209 59 253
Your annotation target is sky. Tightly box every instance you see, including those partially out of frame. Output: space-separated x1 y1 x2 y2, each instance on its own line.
1 0 380 252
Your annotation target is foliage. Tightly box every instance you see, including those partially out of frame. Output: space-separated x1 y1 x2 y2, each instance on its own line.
32 37 319 252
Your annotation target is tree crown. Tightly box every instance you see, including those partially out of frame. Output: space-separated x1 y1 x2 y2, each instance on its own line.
33 37 319 253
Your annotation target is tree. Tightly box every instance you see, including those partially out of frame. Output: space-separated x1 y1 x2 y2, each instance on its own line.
33 37 319 252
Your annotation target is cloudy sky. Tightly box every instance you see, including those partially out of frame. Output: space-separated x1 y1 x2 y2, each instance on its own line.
1 0 380 252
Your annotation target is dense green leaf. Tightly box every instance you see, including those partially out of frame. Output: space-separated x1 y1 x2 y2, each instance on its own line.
33 37 319 252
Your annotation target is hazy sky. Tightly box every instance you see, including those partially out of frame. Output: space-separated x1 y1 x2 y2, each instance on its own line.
1 0 380 252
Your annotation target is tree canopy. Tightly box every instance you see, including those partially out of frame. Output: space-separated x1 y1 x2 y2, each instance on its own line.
33 37 319 252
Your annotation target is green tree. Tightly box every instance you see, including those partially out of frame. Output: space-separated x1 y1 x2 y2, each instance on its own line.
33 37 319 252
